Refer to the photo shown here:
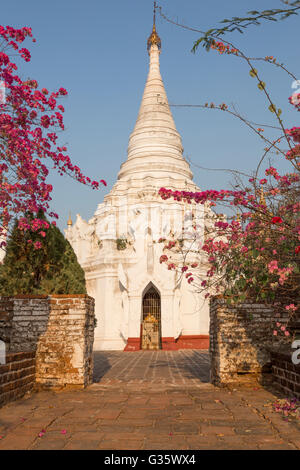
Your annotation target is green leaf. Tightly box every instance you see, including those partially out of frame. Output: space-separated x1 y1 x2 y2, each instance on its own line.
238 278 247 289
262 10 278 15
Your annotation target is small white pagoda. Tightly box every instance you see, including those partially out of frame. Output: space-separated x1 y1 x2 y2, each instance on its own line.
66 18 211 351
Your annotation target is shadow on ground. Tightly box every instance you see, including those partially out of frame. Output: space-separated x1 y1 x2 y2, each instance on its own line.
93 351 112 381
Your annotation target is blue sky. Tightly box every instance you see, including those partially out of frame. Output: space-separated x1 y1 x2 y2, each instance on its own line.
3 0 299 230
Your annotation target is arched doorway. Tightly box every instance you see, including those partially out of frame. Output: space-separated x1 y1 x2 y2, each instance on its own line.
141 286 161 350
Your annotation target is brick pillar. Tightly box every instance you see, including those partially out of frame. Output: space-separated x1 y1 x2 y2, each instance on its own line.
209 297 290 385
0 298 13 347
35 295 95 390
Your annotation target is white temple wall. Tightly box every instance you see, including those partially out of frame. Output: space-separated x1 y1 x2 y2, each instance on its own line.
178 283 210 336
160 293 175 338
93 271 125 350
67 206 211 351
127 295 142 339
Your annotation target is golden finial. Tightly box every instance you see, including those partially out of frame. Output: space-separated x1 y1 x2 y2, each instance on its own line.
259 188 266 206
67 211 73 226
236 212 241 222
147 1 161 52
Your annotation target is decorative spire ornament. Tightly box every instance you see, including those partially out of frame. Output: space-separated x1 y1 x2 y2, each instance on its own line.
117 0 193 182
67 211 73 226
147 1 161 52
259 188 266 206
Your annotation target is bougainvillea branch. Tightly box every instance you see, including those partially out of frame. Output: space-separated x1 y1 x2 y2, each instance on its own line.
157 7 299 328
0 25 106 249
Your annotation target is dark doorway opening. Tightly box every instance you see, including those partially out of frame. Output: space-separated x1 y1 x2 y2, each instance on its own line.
141 285 161 350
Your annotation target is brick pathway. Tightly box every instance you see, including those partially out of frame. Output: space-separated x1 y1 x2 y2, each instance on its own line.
93 350 210 385
0 350 299 450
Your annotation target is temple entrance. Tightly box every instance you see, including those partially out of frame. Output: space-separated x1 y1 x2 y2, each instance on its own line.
141 286 161 350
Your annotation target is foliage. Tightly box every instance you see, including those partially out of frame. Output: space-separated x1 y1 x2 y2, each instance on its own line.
271 397 300 421
0 211 86 295
158 5 299 326
157 1 300 52
192 1 300 52
0 25 106 252
116 238 127 251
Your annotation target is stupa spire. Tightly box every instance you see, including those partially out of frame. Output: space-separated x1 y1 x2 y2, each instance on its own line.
117 5 193 183
147 2 161 52
67 211 73 227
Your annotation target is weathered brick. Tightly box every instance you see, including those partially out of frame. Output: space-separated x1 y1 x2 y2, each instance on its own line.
210 298 291 386
0 295 94 406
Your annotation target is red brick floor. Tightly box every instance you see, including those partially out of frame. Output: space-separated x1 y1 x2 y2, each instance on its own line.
93 350 210 385
0 350 299 450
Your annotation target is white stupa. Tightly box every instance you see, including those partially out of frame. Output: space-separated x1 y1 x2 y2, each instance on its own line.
66 18 211 351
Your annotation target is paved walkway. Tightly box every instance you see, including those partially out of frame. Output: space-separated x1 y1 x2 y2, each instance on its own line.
0 351 299 450
93 350 210 385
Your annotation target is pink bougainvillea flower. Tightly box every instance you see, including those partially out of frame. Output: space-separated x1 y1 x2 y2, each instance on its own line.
271 216 283 224
285 304 297 312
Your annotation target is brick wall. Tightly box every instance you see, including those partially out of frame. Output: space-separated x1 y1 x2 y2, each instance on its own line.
210 297 290 385
35 295 95 390
0 298 13 345
0 295 49 352
271 349 300 399
0 295 95 396
0 351 36 407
